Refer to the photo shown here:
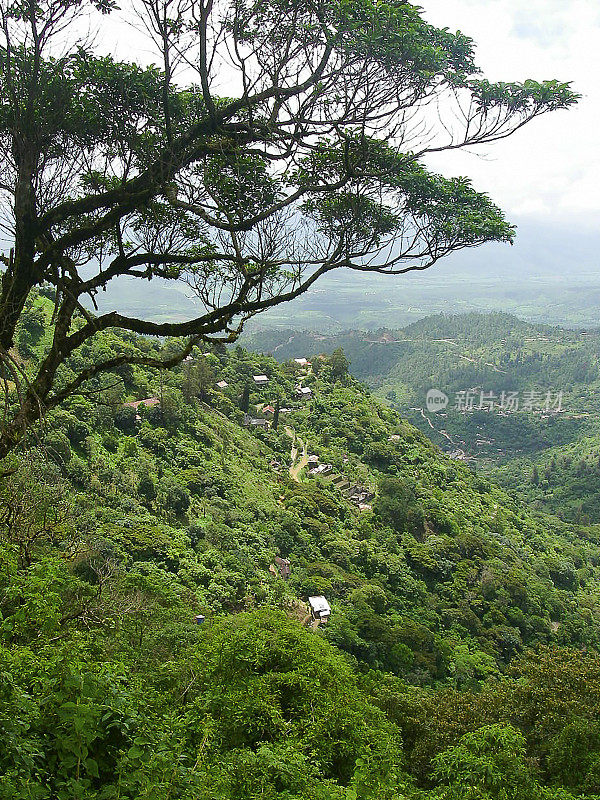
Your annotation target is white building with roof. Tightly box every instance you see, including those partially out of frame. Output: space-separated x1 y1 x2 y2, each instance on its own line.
308 595 331 622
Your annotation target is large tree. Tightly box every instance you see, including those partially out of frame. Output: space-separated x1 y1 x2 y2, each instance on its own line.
0 0 577 457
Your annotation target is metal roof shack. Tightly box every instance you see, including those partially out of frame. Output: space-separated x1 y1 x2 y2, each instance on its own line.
253 374 269 386
294 358 311 367
296 385 312 398
309 463 333 477
308 595 331 622
216 380 229 389
244 414 269 428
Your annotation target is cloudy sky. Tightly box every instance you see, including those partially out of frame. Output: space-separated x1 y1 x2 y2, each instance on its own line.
90 0 599 318
100 0 599 247
422 0 600 229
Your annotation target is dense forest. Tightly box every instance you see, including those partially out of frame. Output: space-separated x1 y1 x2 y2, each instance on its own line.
3 294 600 797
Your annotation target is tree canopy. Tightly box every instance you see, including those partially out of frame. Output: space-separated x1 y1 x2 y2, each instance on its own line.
2 329 600 797
0 0 578 456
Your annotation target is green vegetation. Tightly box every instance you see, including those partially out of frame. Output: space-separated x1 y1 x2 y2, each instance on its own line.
0 0 589 792
4 299 600 796
0 0 577 458
243 312 600 521
493 437 600 525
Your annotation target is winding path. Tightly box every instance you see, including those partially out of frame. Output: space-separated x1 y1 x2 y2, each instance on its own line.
285 426 308 483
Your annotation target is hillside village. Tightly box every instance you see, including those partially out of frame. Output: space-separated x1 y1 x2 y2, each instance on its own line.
8 297 600 799
127 351 376 519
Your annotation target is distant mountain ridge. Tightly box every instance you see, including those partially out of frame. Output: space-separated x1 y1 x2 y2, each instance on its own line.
240 311 594 378
241 312 600 519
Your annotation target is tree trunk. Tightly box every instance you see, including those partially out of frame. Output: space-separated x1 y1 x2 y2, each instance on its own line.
0 149 40 350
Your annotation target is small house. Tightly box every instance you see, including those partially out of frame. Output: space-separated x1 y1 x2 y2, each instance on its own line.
244 414 269 429
296 385 312 398
307 454 319 465
123 397 160 410
294 358 311 368
308 463 333 477
262 404 276 417
253 374 269 386
216 380 229 389
308 595 331 623
274 556 291 580
195 614 205 624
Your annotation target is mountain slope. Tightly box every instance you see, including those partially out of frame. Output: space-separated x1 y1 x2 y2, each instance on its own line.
13 302 600 674
5 302 600 797
242 313 600 471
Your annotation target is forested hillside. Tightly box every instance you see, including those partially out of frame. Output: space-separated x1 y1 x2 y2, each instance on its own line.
492 436 600 525
0 0 593 793
4 295 600 797
243 313 600 521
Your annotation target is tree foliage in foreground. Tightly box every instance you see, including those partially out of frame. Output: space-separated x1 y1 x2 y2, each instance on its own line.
0 0 578 457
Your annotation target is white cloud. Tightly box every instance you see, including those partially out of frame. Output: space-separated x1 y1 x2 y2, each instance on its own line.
91 0 599 227
420 0 600 224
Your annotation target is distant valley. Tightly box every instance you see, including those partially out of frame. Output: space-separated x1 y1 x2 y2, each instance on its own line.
86 217 600 329
242 312 600 524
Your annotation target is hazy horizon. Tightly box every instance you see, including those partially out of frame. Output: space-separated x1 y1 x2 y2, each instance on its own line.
87 213 600 331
